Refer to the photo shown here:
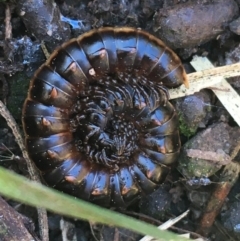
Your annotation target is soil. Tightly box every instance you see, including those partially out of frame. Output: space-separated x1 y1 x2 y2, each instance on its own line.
1 0 240 240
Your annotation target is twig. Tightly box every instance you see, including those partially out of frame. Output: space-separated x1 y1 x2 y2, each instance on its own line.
0 102 36 179
197 139 240 236
196 162 240 237
5 4 12 40
0 101 49 241
41 41 50 59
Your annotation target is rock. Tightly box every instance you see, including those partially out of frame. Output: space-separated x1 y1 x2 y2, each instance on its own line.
139 185 172 220
140 0 163 18
229 17 240 35
225 44 240 95
87 0 142 27
16 0 71 52
221 201 240 240
178 122 240 179
225 43 240 65
174 90 212 137
153 0 239 49
0 36 45 119
3 37 45 76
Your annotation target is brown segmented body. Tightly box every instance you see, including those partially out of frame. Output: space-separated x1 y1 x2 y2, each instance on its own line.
22 27 188 208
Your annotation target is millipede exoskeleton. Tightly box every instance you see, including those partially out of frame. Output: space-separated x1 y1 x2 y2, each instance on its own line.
22 27 188 208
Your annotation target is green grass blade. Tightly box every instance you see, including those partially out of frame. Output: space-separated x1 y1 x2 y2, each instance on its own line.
0 167 189 241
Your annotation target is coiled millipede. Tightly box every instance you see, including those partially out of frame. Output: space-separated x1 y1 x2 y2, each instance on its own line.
22 27 188 208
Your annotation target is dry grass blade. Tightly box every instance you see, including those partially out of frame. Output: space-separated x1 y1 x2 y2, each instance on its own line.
169 56 240 127
188 62 240 81
190 57 240 126
139 210 199 241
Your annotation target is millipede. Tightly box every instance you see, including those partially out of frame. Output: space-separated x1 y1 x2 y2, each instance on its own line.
22 27 188 208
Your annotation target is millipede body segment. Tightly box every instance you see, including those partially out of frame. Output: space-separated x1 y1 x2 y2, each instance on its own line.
22 27 188 208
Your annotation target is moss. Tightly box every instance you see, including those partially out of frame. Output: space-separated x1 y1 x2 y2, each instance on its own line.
178 113 197 138
178 156 221 178
7 72 29 121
